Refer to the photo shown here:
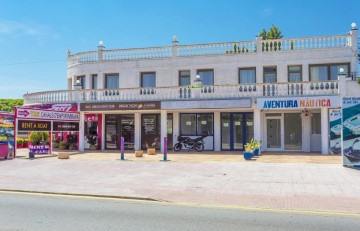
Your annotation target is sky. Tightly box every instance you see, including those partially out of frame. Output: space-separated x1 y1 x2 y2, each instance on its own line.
0 0 359 99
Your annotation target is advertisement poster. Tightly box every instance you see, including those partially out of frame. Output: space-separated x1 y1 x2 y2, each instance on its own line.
329 109 342 154
342 97 360 167
0 113 14 158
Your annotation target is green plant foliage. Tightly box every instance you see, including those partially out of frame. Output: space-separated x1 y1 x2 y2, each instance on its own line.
29 132 49 145
0 99 23 113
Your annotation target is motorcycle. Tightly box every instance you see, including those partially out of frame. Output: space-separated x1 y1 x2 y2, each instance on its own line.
173 134 207 152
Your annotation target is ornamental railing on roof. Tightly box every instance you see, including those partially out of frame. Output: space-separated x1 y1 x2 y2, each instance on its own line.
67 34 352 66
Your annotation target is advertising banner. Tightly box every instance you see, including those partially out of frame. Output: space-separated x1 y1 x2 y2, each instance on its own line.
80 101 161 111
256 96 340 109
0 113 14 158
18 120 52 131
329 109 342 154
53 122 79 132
22 103 78 112
17 108 79 121
342 97 360 167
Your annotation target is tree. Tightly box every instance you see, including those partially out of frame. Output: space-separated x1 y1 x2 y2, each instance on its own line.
0 99 24 113
259 25 283 40
259 25 284 51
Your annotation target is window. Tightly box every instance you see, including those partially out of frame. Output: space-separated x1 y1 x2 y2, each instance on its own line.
263 67 277 83
288 65 302 82
310 63 349 81
141 72 156 87
197 69 214 85
92 74 98 89
76 75 85 89
311 113 321 134
179 70 190 86
105 74 119 89
239 68 256 84
180 113 213 136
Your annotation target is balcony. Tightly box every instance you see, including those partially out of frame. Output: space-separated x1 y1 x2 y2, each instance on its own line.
23 81 339 105
67 34 351 66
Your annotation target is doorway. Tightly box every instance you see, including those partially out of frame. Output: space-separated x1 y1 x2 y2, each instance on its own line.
221 112 253 151
105 115 134 150
264 112 302 151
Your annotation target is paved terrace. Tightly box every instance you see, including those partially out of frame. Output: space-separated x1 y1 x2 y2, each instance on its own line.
2 150 359 214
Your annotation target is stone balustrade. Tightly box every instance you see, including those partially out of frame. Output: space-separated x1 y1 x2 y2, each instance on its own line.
23 81 339 105
67 34 351 66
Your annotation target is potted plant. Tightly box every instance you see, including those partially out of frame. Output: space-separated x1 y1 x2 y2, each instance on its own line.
145 137 159 155
52 139 60 149
58 141 68 150
16 138 23 149
252 139 262 156
67 135 77 151
243 142 254 160
28 132 50 157
86 135 97 150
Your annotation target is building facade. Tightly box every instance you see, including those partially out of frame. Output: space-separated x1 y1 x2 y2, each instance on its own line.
24 25 359 154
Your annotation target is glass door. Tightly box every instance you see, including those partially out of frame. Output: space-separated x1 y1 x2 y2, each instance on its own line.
266 118 281 149
221 113 253 151
221 113 231 150
233 114 243 150
284 113 302 150
120 115 134 150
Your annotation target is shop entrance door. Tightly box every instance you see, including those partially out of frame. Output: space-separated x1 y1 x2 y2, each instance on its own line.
221 113 253 151
266 117 282 150
119 115 135 150
105 115 134 150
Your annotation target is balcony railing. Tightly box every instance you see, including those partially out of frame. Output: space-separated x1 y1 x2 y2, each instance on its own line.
23 81 339 105
67 34 351 66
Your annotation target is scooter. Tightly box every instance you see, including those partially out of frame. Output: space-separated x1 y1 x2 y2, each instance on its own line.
173 134 207 152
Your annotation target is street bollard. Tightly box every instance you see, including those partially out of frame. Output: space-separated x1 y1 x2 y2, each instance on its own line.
120 137 124 160
163 137 167 161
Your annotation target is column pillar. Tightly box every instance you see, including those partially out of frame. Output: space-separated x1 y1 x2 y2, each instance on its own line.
160 110 167 153
321 107 329 154
173 112 179 147
253 108 261 140
79 112 85 152
101 113 105 150
214 111 221 151
134 113 141 150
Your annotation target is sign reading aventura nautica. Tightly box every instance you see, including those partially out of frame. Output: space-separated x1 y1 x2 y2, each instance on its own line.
342 97 360 167
257 96 340 109
16 109 79 121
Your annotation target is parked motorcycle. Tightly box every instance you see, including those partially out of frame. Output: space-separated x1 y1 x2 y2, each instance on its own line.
173 134 207 152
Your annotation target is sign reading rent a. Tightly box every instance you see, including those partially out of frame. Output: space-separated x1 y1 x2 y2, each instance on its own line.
18 120 51 131
17 109 79 121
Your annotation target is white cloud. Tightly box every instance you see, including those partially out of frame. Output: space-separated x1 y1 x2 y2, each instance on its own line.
0 19 57 38
260 8 273 18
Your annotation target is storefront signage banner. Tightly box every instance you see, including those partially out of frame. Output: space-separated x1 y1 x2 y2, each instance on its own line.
21 103 78 112
17 109 80 121
80 102 161 111
342 97 360 167
329 109 342 155
256 96 340 109
53 122 79 132
162 99 252 110
18 120 51 131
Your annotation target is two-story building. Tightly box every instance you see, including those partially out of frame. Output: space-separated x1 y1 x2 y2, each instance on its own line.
23 24 359 154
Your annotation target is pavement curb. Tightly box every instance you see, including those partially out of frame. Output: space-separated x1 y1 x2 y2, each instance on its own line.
0 189 161 202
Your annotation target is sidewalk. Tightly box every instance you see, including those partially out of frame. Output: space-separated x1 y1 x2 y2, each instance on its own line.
1 150 359 214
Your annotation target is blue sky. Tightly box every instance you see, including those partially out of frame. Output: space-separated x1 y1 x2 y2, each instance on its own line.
0 0 359 98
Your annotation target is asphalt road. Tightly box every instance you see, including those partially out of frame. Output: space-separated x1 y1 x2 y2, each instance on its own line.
0 192 359 231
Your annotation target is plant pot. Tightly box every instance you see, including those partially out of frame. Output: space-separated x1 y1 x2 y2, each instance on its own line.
29 152 35 159
135 150 143 157
243 151 253 160
89 144 97 150
253 149 259 156
147 148 156 155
